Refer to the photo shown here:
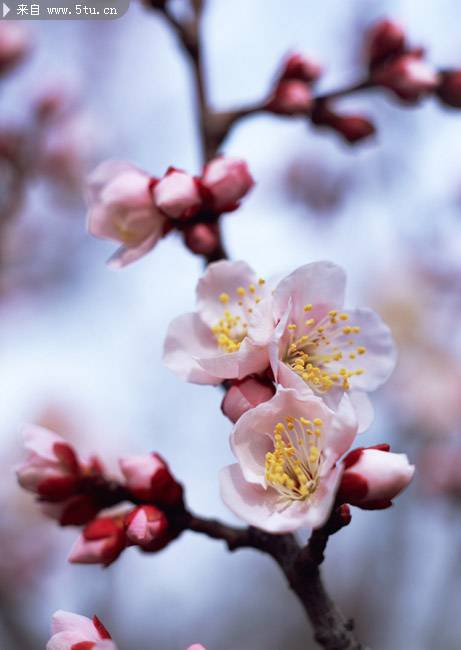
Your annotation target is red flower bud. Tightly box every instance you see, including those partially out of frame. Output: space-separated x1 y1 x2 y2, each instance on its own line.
280 52 322 83
184 222 220 256
436 70 461 108
372 53 438 103
266 80 313 116
119 452 183 507
366 19 406 68
124 505 169 551
312 104 375 144
68 516 127 566
221 376 275 423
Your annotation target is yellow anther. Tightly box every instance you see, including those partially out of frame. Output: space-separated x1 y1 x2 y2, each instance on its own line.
236 287 246 297
339 313 349 321
357 346 366 355
328 310 337 317
343 326 352 335
305 318 315 327
287 324 297 331
258 278 265 285
249 284 256 294
304 304 313 312
219 293 230 304
313 418 323 426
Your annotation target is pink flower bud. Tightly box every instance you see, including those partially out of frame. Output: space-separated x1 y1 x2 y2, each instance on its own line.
16 425 81 501
0 22 31 76
124 505 169 550
312 104 376 144
337 444 414 509
183 222 220 256
201 157 254 212
47 610 117 650
119 453 183 507
87 160 166 268
436 70 461 108
366 19 406 68
266 80 313 115
372 53 439 103
68 516 126 566
221 377 275 423
280 52 323 82
153 168 202 220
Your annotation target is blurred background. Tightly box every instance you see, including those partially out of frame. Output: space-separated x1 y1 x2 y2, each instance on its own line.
1 0 461 648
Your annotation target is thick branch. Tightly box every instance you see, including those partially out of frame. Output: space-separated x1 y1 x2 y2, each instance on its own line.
185 510 365 650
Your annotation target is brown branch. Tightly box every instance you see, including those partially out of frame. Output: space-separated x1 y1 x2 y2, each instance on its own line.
185 509 365 650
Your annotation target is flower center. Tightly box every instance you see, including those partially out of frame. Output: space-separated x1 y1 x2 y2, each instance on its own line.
265 416 324 502
211 279 265 353
284 307 366 392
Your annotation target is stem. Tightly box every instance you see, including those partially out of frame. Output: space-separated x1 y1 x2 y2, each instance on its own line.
186 511 365 650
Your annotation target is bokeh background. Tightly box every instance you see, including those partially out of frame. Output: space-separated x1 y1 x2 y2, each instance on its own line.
1 0 461 648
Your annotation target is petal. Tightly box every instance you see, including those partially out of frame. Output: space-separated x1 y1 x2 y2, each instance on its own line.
22 424 64 461
107 228 163 269
353 449 415 501
196 337 269 381
219 464 312 533
348 391 374 434
327 308 397 392
46 631 92 650
272 261 346 323
196 260 260 327
162 312 223 385
86 160 136 204
51 611 98 639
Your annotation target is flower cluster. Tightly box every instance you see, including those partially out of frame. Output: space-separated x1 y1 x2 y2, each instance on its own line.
164 260 414 532
47 610 206 650
17 425 184 566
86 156 253 267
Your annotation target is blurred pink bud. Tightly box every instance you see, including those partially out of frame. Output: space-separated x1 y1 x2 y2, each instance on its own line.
0 22 31 76
34 86 75 122
221 376 275 423
68 517 126 566
312 104 376 144
372 53 439 102
201 156 254 212
47 610 117 650
187 646 207 650
337 444 414 509
154 168 202 220
17 425 81 501
119 452 183 507
436 70 461 108
366 19 406 68
125 505 169 550
184 222 220 256
86 160 166 268
281 52 322 82
266 80 313 115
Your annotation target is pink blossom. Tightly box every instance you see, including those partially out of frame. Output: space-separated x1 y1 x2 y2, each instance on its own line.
280 52 322 83
119 452 183 507
68 516 127 566
201 157 254 212
16 425 81 501
372 53 439 103
337 445 414 509
153 168 202 220
163 261 395 429
0 22 30 75
86 160 166 268
266 80 313 115
163 260 271 385
220 388 358 533
267 261 396 419
221 376 275 423
124 505 169 550
47 610 117 650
